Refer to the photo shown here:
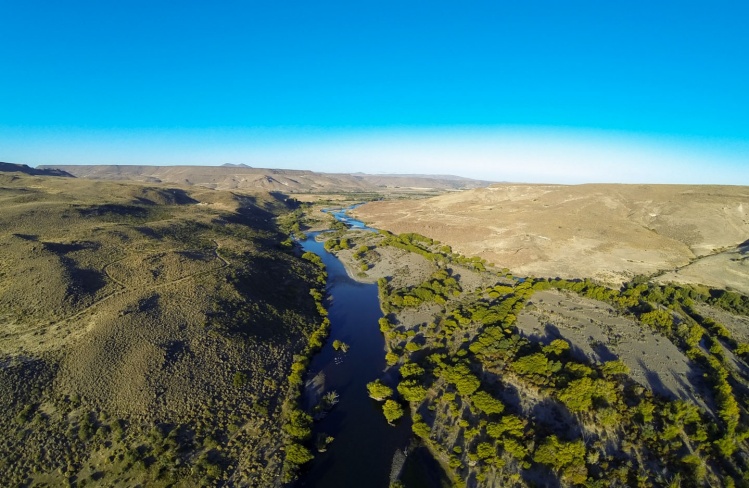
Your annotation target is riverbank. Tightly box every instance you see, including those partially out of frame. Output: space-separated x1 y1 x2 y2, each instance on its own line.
319 231 433 285
296 232 414 488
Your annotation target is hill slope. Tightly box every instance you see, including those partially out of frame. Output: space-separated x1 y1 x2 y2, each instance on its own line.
0 173 322 486
37 164 493 193
354 184 749 291
0 161 73 177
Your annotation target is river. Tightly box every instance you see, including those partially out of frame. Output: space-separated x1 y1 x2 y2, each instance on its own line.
296 207 448 488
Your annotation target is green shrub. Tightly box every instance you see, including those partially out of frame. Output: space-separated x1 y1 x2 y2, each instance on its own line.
382 400 404 424
367 380 393 401
285 442 314 465
470 390 505 415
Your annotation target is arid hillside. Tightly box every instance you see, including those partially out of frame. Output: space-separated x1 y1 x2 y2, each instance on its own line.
38 164 492 194
0 169 324 486
354 184 749 291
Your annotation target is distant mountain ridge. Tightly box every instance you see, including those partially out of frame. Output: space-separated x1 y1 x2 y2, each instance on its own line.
37 164 493 193
0 161 73 177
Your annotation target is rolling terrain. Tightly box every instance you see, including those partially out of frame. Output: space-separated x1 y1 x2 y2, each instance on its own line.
37 164 492 195
354 183 749 292
5 161 749 487
0 166 325 486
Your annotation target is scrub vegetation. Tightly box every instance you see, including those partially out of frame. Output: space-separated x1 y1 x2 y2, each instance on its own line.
327 226 749 487
4 166 748 488
0 171 328 487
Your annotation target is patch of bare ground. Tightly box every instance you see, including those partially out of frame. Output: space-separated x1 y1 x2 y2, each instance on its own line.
0 172 324 486
656 240 749 295
516 290 711 409
354 183 749 287
332 232 438 286
329 229 498 292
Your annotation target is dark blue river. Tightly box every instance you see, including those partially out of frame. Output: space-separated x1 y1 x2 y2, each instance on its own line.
297 230 412 487
296 207 448 488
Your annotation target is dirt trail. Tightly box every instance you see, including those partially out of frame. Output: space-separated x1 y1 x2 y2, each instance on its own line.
1 241 232 354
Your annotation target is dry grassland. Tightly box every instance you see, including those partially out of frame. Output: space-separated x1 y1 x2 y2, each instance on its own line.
0 172 323 486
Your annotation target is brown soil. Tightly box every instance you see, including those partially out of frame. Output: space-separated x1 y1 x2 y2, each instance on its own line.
354 184 749 288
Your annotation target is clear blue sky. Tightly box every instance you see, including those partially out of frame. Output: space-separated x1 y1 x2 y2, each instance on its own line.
1 1 748 183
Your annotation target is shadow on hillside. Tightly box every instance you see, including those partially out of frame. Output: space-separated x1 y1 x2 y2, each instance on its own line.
638 358 714 414
136 187 198 206
77 204 150 220
43 241 101 254
0 161 73 177
526 323 590 364
590 341 618 363
530 398 584 440
739 239 749 253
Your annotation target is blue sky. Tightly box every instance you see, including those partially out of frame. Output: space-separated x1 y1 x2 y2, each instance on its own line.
1 1 748 183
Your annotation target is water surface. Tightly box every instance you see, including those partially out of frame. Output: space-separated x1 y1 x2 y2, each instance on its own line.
297 207 449 488
297 231 411 487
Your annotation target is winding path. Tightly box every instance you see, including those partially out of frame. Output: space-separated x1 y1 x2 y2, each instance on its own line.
1 241 232 350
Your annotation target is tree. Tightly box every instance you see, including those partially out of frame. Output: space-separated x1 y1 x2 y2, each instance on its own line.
367 380 393 401
486 415 525 439
385 352 399 366
502 437 529 461
412 421 431 439
379 317 393 333
383 400 404 424
511 353 561 378
476 442 496 460
397 379 427 403
302 251 324 269
471 390 505 415
543 339 570 356
558 377 617 413
600 360 629 380
442 362 480 397
284 410 312 440
640 309 673 331
232 371 248 387
285 442 314 465
533 435 587 485
400 362 425 378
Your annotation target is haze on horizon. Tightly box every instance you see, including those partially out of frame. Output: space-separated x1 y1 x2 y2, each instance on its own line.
1 1 748 185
